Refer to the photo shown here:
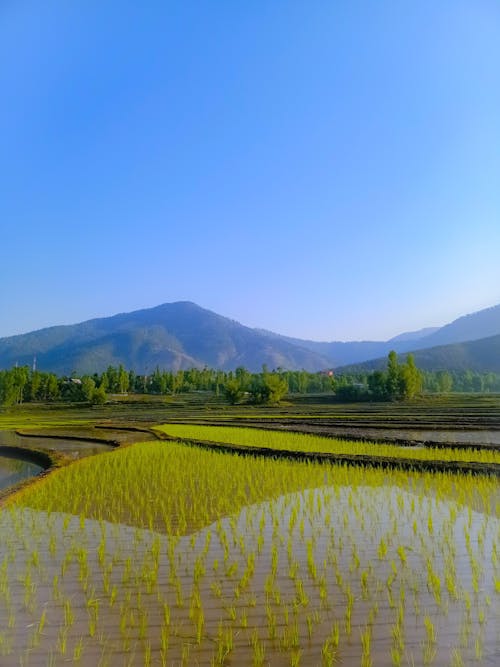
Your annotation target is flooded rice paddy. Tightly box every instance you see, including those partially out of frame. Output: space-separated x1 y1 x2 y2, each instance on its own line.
0 441 498 666
0 430 114 460
308 427 500 448
0 454 43 492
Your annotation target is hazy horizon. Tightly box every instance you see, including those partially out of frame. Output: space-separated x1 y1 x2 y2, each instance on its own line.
1 1 499 341
1 298 498 345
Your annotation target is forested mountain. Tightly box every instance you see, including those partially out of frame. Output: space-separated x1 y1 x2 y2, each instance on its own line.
1 301 499 375
257 333 419 367
338 333 500 373
408 303 500 348
0 302 330 374
260 303 500 367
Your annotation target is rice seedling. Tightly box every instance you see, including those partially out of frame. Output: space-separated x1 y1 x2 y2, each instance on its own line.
0 429 496 665
156 423 500 466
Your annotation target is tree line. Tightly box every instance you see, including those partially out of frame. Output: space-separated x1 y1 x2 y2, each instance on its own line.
0 364 333 407
335 361 500 398
334 352 422 401
1 355 499 407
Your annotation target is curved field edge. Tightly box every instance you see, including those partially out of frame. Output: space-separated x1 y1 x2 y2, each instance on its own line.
154 424 500 472
7 440 498 533
0 445 71 505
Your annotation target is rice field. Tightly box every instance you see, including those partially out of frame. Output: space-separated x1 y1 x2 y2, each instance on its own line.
0 438 498 666
156 424 500 466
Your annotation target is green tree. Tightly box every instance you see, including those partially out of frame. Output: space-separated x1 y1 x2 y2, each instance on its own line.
26 371 42 402
91 384 107 405
436 370 453 393
386 350 401 399
263 373 288 403
249 371 288 404
223 378 245 404
118 364 129 394
367 370 389 399
399 354 422 399
81 376 96 402
45 373 60 400
104 366 119 393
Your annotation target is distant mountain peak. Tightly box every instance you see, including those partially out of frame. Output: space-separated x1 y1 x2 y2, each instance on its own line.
0 301 330 374
1 300 499 374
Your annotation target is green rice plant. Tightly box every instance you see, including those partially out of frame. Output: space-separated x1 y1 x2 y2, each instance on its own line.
391 646 402 666
423 616 436 645
422 641 437 666
397 545 407 566
156 424 500 466
378 538 388 559
1 423 498 667
37 608 47 635
450 648 464 667
144 642 152 667
73 637 84 662
295 578 309 607
138 608 148 639
56 627 68 656
321 631 340 666
251 631 266 667
87 597 99 637
63 598 74 627
361 626 372 667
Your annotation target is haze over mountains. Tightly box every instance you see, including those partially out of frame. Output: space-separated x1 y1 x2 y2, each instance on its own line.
0 301 499 375
340 334 500 374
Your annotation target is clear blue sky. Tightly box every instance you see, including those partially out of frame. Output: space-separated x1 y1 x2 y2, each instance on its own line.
1 1 499 341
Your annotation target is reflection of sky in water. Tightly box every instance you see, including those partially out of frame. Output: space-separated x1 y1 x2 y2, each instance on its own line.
330 427 500 446
0 455 42 489
0 481 497 666
0 430 113 460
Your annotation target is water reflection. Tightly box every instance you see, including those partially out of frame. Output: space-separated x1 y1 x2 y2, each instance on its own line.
0 430 113 459
0 476 497 666
0 454 42 490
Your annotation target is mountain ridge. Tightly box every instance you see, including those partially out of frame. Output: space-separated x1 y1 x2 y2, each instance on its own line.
0 301 332 374
337 333 500 374
1 300 499 374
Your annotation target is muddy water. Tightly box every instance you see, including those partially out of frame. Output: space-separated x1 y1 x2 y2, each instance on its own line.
345 427 500 446
0 454 42 491
0 479 498 666
263 423 500 447
0 430 114 458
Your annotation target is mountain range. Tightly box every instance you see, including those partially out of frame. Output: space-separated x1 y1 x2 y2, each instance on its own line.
0 301 499 375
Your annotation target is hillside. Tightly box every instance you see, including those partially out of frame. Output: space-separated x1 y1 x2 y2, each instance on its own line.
0 302 330 374
260 302 500 367
2 300 500 375
410 304 500 349
256 333 417 367
388 327 440 343
338 333 500 374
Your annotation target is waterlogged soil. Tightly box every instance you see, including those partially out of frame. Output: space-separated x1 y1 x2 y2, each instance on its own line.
163 393 500 450
0 426 157 460
191 419 500 449
1 478 498 666
0 431 112 459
